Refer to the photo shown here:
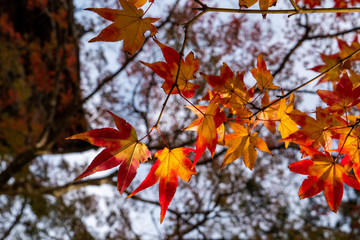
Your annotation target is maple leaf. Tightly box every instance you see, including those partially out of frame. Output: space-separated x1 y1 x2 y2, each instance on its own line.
86 0 159 55
349 69 360 88
255 90 279 134
141 40 200 98
66 111 151 194
250 54 279 91
201 62 253 111
282 108 338 152
277 94 298 148
336 120 360 180
184 95 226 166
129 0 147 8
222 121 271 170
337 37 360 60
239 0 277 10
127 147 196 223
317 73 360 115
312 37 360 85
238 0 277 18
289 150 360 212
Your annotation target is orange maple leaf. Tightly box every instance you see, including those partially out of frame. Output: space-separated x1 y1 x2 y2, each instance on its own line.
317 73 360 115
184 95 226 166
141 40 200 98
86 0 159 55
66 111 151 194
255 90 279 134
239 0 277 10
127 147 196 223
201 62 253 111
129 0 147 8
251 54 279 91
222 121 272 170
289 150 360 212
282 108 338 152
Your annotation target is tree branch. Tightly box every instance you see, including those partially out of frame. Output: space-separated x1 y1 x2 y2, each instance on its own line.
194 6 360 15
0 198 27 240
0 150 36 188
273 16 311 77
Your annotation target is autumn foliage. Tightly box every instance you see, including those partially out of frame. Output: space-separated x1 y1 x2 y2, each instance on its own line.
66 0 360 222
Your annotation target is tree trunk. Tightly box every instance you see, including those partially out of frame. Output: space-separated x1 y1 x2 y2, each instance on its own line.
0 0 90 185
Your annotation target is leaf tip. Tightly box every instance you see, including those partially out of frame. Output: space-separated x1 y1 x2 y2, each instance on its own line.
126 192 135 199
88 37 98 43
74 176 82 181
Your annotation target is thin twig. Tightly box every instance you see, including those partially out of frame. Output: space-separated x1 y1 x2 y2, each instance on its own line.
194 6 360 15
289 0 301 12
251 47 360 118
0 198 27 240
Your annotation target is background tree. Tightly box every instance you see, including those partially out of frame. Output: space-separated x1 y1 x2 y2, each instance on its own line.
1 0 360 239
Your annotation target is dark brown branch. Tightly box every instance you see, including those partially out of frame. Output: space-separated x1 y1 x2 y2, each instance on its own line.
273 23 360 77
42 171 117 197
273 16 311 77
307 26 360 40
0 171 117 196
0 198 27 240
0 150 36 188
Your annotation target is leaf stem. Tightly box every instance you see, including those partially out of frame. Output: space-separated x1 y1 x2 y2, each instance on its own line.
179 92 204 115
156 127 170 148
142 1 154 17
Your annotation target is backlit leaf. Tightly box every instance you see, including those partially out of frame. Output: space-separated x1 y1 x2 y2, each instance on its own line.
184 95 226 166
289 150 360 212
86 0 159 55
127 147 195 223
222 121 271 170
141 40 200 98
66 111 151 194
251 54 279 91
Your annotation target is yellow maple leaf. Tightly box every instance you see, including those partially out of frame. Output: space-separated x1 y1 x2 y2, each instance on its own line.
222 122 272 170
277 94 298 148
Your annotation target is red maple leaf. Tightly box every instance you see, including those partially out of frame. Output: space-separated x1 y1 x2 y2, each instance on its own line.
66 111 151 194
141 40 200 98
311 37 360 85
317 73 360 115
289 150 360 212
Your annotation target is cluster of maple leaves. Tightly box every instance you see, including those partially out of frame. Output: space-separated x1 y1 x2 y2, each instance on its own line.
67 0 360 222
